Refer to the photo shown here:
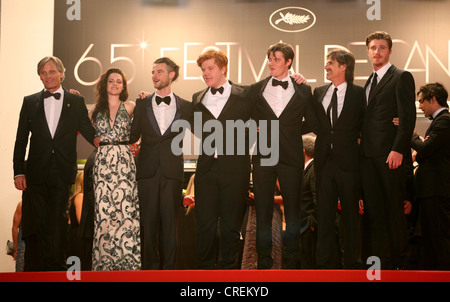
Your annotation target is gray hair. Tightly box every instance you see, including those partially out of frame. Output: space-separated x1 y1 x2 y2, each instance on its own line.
302 134 316 157
37 56 66 82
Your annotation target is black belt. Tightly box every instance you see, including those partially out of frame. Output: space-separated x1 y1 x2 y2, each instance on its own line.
99 141 129 146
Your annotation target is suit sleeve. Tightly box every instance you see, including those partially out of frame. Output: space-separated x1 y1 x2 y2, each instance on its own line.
303 86 318 135
13 98 30 177
77 96 96 146
392 71 416 154
411 115 450 157
129 98 142 144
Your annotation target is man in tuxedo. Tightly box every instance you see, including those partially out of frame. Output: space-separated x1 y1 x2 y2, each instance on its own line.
250 42 314 269
312 49 365 269
411 82 450 270
13 56 96 271
192 49 252 269
130 57 192 270
360 31 416 269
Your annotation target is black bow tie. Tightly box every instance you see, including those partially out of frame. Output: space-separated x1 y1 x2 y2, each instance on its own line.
211 86 224 95
43 90 61 100
272 78 288 90
428 116 434 121
156 96 171 105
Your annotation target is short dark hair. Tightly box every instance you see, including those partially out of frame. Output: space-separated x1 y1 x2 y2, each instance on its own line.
154 57 180 82
366 31 393 50
266 42 295 69
327 49 355 83
418 82 449 108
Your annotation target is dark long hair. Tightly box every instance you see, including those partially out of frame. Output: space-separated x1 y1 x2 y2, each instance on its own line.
91 68 129 123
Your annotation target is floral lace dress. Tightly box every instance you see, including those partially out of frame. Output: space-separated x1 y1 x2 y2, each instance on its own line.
92 103 141 270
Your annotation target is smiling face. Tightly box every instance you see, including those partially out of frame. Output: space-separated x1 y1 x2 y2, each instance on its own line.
152 62 174 91
324 56 346 85
267 51 291 80
200 58 227 88
106 72 124 97
367 39 392 70
39 61 64 92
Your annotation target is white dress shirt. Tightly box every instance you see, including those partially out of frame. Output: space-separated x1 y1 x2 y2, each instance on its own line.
44 87 64 138
263 76 294 117
201 81 232 157
152 92 176 135
201 81 232 119
322 82 347 126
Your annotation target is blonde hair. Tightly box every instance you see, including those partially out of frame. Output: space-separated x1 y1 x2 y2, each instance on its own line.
185 174 195 196
71 171 84 199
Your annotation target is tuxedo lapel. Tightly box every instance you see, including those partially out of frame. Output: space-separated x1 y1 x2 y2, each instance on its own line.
38 90 54 139
366 65 396 106
281 77 299 115
161 94 182 136
258 77 280 119
335 83 353 127
193 88 215 119
426 109 449 136
317 84 331 115
316 84 332 128
146 93 162 136
217 82 239 119
53 89 71 139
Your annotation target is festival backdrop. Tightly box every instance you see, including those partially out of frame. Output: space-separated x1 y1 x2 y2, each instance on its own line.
53 0 450 158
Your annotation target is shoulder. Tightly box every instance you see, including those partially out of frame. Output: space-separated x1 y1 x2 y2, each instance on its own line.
174 93 190 104
64 88 84 101
349 82 364 91
23 91 43 105
123 100 136 115
230 82 250 96
250 77 270 89
24 90 42 99
314 84 328 94
294 82 312 94
390 65 414 81
435 111 450 124
348 83 365 96
135 95 151 107
192 88 208 103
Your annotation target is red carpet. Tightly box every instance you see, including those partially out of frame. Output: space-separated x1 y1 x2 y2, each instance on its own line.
1 269 449 282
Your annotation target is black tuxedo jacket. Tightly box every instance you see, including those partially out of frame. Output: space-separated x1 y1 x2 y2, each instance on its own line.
300 160 317 233
312 83 365 171
361 65 416 158
130 93 192 181
250 76 314 168
13 88 95 185
192 82 252 176
411 109 450 198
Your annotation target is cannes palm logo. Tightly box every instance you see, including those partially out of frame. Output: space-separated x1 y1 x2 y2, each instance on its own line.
269 7 316 33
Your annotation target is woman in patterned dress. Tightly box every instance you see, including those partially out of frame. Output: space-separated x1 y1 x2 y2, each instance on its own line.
90 68 141 270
